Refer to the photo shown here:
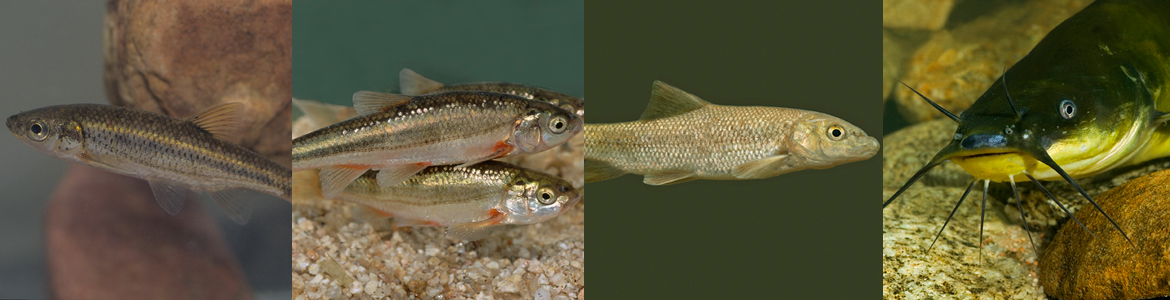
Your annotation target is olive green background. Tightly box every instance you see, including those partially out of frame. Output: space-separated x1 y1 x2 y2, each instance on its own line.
586 1 881 298
292 1 584 106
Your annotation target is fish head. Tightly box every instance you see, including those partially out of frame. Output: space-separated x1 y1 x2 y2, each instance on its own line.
7 106 86 160
789 112 880 168
934 68 1148 181
513 102 583 153
500 171 581 225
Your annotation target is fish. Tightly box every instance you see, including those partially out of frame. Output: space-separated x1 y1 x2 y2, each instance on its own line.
585 80 880 185
884 0 1170 253
292 90 582 199
6 103 293 224
333 161 581 241
399 68 585 118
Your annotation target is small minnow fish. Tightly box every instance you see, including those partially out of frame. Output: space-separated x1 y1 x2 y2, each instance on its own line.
399 68 585 118
6 103 292 224
585 81 880 185
884 0 1170 253
335 161 581 240
292 90 582 199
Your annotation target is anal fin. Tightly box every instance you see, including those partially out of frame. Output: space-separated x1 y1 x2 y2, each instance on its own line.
319 165 370 200
399 68 446 96
375 163 430 187
148 180 195 216
584 158 625 183
643 170 696 186
731 155 791 179
208 189 257 225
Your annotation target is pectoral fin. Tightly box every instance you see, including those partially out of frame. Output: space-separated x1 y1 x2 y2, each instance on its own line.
731 155 791 179
399 68 445 96
319 165 370 200
148 180 195 216
446 210 506 241
352 91 412 115
584 158 625 183
455 142 512 168
208 189 256 225
643 170 696 186
375 163 430 187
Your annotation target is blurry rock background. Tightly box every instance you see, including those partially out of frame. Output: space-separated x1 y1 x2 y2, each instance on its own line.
883 0 1170 299
0 1 290 299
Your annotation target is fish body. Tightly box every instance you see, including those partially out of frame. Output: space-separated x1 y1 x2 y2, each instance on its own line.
885 0 1170 250
6 103 292 224
585 81 879 185
336 161 581 240
292 90 582 199
400 68 585 118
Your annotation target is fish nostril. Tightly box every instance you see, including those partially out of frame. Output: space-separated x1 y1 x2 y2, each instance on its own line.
960 134 1008 149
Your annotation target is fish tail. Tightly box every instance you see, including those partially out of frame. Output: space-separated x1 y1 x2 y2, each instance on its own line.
585 158 625 183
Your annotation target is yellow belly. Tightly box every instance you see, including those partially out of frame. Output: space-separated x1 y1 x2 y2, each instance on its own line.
951 152 1041 183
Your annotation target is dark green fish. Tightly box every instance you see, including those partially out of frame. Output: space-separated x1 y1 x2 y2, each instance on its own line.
886 0 1170 252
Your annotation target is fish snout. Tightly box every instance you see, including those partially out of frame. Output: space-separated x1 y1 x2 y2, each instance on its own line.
960 134 1008 150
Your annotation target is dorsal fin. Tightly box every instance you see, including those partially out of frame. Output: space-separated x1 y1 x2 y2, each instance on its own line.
352 91 413 116
187 102 244 142
399 68 445 96
640 81 710 121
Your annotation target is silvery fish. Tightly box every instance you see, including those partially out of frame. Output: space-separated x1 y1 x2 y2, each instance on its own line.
292 90 582 199
586 81 880 185
399 68 585 118
335 161 581 240
7 103 292 224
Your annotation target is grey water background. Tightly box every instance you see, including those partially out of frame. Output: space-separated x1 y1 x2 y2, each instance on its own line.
0 2 289 298
586 0 881 298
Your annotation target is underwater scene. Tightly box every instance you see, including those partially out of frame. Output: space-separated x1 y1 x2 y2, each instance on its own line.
884 0 1170 299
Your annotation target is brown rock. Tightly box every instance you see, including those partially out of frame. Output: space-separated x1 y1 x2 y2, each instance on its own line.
894 0 1092 123
1040 170 1170 300
882 0 955 30
46 165 252 300
103 0 292 166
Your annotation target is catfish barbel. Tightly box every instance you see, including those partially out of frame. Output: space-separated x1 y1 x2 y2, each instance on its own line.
585 81 879 185
399 68 585 118
884 0 1170 253
333 160 581 241
292 90 582 199
7 103 292 224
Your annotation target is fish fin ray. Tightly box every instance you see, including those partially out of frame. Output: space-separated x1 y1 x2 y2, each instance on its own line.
446 213 505 241
319 165 370 199
209 189 256 225
639 81 710 121
731 155 791 179
1153 110 1170 125
292 98 356 135
375 164 430 187
187 102 245 143
352 91 412 115
643 170 696 185
584 158 625 183
399 68 445 96
148 180 194 216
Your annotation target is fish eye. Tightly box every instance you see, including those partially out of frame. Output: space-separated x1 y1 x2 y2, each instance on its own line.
1059 100 1076 119
537 187 556 205
826 125 845 141
549 115 568 134
29 121 48 141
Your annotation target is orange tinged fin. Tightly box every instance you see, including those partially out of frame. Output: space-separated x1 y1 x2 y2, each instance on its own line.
446 209 505 241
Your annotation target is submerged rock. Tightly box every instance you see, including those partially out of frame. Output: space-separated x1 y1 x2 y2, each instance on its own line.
893 0 1092 123
1040 170 1170 300
882 0 955 30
